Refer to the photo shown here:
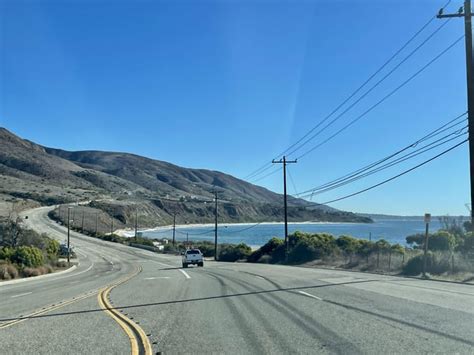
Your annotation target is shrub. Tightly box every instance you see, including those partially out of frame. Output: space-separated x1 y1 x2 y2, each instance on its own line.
46 239 60 260
406 231 456 252
11 246 44 267
0 263 19 280
288 233 337 264
402 254 428 275
22 267 42 277
56 260 68 268
402 252 451 276
336 235 359 254
355 240 375 258
0 246 15 261
218 243 252 262
248 237 283 263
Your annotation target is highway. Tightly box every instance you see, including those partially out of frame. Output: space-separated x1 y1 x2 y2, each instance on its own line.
1 207 474 354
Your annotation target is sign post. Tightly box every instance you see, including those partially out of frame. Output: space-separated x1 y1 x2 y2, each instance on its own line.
423 213 431 278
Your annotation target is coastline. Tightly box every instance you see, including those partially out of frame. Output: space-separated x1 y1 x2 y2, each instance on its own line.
116 220 362 237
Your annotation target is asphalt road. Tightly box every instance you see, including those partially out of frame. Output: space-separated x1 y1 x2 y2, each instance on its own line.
1 206 474 354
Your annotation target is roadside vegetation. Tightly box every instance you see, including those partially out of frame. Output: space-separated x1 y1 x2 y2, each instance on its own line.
48 209 156 249
47 204 474 282
164 241 252 262
0 210 65 280
247 217 474 281
168 216 474 282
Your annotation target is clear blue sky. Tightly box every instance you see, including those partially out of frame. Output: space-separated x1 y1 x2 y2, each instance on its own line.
0 0 470 216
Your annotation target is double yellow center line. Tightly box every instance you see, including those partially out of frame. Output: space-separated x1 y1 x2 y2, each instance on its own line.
98 267 153 355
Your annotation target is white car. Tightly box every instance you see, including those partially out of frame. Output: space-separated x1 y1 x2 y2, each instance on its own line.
182 249 204 268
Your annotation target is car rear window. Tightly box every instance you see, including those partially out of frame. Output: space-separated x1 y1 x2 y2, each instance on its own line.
186 250 201 254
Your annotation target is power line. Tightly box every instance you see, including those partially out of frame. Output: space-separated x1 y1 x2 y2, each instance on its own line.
250 166 282 183
299 129 467 197
295 34 465 160
296 138 468 204
224 222 266 234
292 112 467 196
284 18 454 160
242 1 453 181
287 166 299 195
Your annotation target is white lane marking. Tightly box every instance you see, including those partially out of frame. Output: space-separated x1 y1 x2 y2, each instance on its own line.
11 292 32 298
144 277 171 280
298 291 323 301
255 276 266 280
179 269 191 279
69 280 80 284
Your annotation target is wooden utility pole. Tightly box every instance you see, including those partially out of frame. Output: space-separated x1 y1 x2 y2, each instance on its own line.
67 207 72 266
272 156 297 261
438 1 474 229
214 190 218 261
134 208 138 241
423 213 431 278
172 212 176 247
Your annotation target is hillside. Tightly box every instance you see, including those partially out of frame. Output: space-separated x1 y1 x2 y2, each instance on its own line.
0 128 371 226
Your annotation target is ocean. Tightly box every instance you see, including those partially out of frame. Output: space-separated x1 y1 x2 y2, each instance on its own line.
142 218 448 247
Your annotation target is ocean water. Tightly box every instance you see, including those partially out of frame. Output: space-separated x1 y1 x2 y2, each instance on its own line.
143 218 446 247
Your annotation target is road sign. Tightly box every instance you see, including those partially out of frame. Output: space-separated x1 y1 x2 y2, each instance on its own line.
424 213 431 224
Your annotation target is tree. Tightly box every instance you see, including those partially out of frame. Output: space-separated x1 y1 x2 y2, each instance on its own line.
0 202 27 247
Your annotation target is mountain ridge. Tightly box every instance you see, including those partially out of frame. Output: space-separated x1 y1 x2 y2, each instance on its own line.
0 127 371 226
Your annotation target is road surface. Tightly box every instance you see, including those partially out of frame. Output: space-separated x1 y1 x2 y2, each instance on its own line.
1 206 473 354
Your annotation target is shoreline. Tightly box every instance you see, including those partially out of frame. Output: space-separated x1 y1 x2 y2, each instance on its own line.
116 220 362 237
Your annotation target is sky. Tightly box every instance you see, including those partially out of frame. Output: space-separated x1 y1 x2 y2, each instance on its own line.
0 0 470 216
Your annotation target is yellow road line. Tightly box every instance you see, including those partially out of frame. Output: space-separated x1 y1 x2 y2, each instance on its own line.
1 265 152 355
98 287 139 355
0 290 97 329
98 266 152 355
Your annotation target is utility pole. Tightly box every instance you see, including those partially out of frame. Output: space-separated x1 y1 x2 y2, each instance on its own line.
272 155 297 261
214 190 218 261
172 212 176 247
72 207 76 228
110 217 114 235
438 1 474 230
423 213 431 278
81 210 85 233
134 208 138 241
67 207 72 266
95 212 99 235
186 232 189 248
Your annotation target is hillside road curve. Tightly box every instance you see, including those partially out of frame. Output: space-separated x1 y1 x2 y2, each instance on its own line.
1 206 473 354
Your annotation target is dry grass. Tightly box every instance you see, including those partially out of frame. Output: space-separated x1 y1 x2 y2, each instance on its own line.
0 263 19 280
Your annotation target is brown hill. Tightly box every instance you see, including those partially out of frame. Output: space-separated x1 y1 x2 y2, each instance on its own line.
0 127 371 226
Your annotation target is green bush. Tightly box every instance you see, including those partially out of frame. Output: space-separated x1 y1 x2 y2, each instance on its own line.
10 246 44 268
406 231 456 252
218 243 252 262
0 247 15 261
248 237 283 263
46 239 60 260
288 233 337 264
402 252 450 276
336 235 359 254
